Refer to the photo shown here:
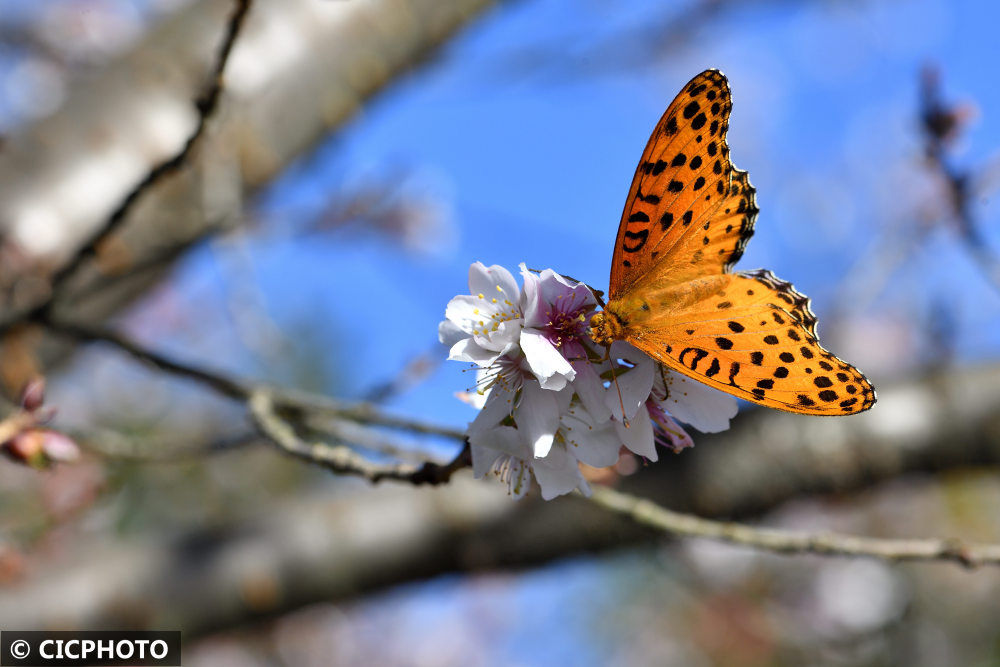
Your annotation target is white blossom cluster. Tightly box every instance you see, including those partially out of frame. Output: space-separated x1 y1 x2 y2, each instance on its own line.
440 263 737 499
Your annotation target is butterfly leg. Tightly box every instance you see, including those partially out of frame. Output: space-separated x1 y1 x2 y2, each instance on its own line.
599 343 631 429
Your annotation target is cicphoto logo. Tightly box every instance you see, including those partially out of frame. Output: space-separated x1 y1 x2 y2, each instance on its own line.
1 631 180 666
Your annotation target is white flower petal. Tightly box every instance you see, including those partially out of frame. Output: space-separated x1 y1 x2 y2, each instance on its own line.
490 320 523 351
531 446 585 500
561 413 621 467
519 263 543 327
615 411 657 461
438 319 466 347
469 262 520 309
662 371 739 432
445 295 520 353
470 425 526 478
537 268 595 309
517 380 560 457
468 386 515 436
447 337 500 365
503 457 532 499
519 264 597 329
444 294 487 334
605 341 655 421
470 439 503 478
521 328 575 390
571 358 612 424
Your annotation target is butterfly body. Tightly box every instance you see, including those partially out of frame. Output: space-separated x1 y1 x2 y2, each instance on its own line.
590 70 875 415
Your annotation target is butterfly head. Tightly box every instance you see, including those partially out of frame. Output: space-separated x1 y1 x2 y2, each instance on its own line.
589 307 627 346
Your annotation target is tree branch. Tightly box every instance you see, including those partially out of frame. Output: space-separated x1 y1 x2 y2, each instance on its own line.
920 65 1000 294
0 0 500 345
6 362 1000 634
41 312 1000 569
586 485 1000 569
42 316 465 440
248 389 469 485
0 0 255 335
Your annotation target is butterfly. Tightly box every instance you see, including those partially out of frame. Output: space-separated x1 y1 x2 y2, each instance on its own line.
589 69 876 415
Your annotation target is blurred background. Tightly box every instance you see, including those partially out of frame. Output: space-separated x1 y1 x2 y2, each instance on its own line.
0 0 999 664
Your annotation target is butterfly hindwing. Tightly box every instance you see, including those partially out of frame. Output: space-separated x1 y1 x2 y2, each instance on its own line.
623 273 876 415
610 69 758 300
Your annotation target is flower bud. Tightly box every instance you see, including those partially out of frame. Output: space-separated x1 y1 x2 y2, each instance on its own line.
4 430 44 465
3 428 80 466
19 377 45 412
38 430 81 463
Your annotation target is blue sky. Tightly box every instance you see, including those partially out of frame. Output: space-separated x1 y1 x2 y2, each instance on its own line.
186 0 1000 444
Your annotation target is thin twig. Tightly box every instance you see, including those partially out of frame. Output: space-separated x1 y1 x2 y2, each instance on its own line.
80 427 262 462
586 485 1000 569
43 317 467 440
45 318 249 400
306 416 446 464
249 390 470 485
0 0 254 335
920 65 1000 295
43 316 471 481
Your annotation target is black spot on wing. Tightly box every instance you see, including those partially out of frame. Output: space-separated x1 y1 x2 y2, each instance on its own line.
679 347 709 371
622 229 649 253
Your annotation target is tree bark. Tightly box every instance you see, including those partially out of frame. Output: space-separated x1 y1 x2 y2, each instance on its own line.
0 0 500 390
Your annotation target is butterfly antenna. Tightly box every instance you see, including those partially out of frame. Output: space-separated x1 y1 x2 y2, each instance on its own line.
607 346 630 428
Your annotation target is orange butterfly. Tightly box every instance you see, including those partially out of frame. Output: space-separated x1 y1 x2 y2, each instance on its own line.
590 69 875 415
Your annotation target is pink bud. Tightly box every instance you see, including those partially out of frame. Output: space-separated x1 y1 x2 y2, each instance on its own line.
19 377 45 412
38 430 80 463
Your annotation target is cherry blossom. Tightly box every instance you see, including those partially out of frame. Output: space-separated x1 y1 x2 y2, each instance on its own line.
440 262 739 500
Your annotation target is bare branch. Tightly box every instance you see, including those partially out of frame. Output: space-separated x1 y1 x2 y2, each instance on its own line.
8 363 1000 632
43 317 249 400
46 316 471 481
42 317 466 441
45 0 253 295
80 427 262 462
586 485 1000 569
249 389 470 485
920 65 1000 294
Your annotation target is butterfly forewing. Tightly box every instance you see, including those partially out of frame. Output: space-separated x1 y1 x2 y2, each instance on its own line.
610 69 757 299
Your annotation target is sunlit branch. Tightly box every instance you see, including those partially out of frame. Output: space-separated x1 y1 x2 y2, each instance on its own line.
249 390 470 485
587 485 1000 569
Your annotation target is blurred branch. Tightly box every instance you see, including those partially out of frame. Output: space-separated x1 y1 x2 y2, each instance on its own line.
80 427 262 462
6 362 1000 633
43 316 467 473
43 318 248 400
587 485 1000 569
0 0 254 336
362 346 442 403
49 0 252 294
920 65 1000 294
42 317 461 435
0 0 500 395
